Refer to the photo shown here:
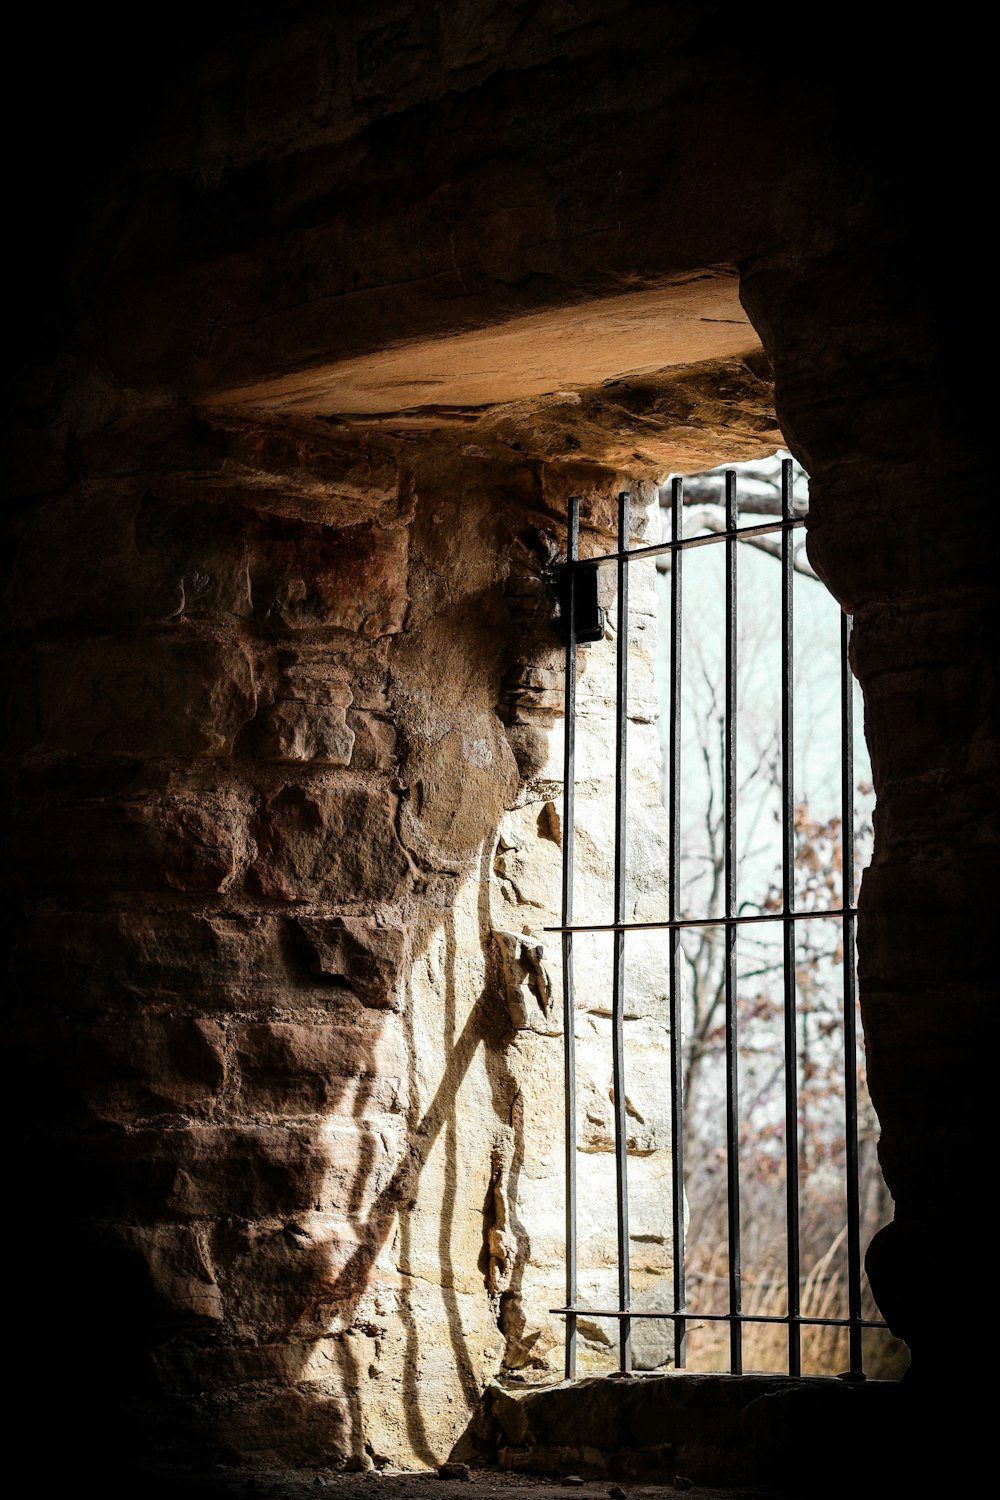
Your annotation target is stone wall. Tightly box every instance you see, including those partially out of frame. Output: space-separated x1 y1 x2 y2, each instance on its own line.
4 0 994 1485
3 396 698 1470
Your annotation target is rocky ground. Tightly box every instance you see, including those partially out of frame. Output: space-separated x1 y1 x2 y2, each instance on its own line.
119 1463 790 1500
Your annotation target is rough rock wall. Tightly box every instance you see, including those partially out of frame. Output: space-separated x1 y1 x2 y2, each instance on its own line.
739 246 996 1381
5 0 995 1484
3 386 684 1470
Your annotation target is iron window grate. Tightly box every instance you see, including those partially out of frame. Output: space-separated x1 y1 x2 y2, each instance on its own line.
546 460 882 1381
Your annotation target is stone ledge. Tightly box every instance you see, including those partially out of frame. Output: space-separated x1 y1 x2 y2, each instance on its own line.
485 1372 908 1493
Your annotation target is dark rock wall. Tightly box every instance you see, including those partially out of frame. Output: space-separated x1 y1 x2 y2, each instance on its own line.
4 402 572 1467
4 0 993 1478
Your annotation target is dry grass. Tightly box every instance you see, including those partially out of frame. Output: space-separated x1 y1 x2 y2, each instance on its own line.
681 1227 910 1378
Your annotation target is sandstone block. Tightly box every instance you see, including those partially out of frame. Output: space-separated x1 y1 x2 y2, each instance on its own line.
259 699 356 764
251 519 408 635
117 1223 223 1324
233 1017 406 1115
257 656 360 764
345 709 398 769
293 913 409 1010
14 635 256 758
205 1387 352 1464
248 781 411 902
71 1122 391 1221
211 1218 388 1340
203 414 404 527
151 1340 322 1393
11 911 292 1014
11 489 253 627
11 792 243 896
39 1015 228 1124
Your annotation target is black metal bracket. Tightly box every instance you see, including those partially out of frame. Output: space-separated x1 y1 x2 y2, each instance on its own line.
555 560 606 644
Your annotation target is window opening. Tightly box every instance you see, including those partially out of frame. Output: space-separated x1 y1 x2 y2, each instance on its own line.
549 456 899 1381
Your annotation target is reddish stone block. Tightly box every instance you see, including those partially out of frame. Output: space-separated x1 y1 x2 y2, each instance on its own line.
205 1386 352 1463
12 1013 227 1124
13 635 257 758
151 1340 319 1393
293 912 408 1009
251 518 408 635
85 1016 227 1122
190 415 404 526
116 1222 224 1324
210 1220 376 1340
346 709 398 769
10 793 243 897
248 780 411 902
11 489 254 627
65 1122 376 1222
11 911 291 1014
259 699 356 765
232 1017 406 1116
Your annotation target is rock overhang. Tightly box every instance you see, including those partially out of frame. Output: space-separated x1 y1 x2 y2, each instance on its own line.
199 275 781 480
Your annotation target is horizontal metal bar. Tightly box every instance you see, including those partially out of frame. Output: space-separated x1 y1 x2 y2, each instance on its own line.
543 906 857 935
571 516 806 568
550 1308 887 1329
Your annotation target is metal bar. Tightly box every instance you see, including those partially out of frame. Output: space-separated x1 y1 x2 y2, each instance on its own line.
611 490 632 1373
781 457 801 1376
561 495 581 1381
841 610 864 1375
550 1306 888 1329
724 469 742 1373
544 906 856 936
668 476 687 1371
577 516 806 567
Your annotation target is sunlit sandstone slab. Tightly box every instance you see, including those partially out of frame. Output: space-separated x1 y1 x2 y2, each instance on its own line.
204 273 759 418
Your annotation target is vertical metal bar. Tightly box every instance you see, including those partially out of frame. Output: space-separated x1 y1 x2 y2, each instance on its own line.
780 458 802 1376
841 610 863 1375
668 477 687 1371
612 490 632 1373
724 470 742 1373
561 496 580 1380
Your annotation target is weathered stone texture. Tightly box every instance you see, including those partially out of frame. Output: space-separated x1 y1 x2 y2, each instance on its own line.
11 790 246 896
251 519 409 636
11 489 254 627
117 1223 225 1326
247 780 412 902
13 634 257 758
232 1017 407 1117
12 911 298 1015
6 1 994 1486
4 402 553 1475
293 914 410 1011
